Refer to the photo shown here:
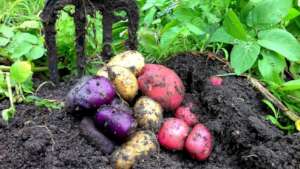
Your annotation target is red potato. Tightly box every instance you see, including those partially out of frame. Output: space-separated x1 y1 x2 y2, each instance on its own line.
157 118 190 151
175 106 198 127
209 76 223 86
138 64 185 111
185 123 213 161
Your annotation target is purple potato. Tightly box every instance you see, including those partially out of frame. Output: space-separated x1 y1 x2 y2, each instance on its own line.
111 98 133 114
80 117 115 154
65 76 116 114
95 106 136 141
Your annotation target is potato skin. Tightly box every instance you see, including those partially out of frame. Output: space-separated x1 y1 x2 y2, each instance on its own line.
107 50 145 76
112 131 158 169
108 66 138 101
95 106 136 140
134 96 163 132
65 76 116 115
185 123 213 161
80 117 115 154
157 118 190 151
138 64 185 111
175 105 198 127
96 66 109 79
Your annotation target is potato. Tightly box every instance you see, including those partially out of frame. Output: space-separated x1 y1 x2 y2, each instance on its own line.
80 117 115 154
157 118 190 151
107 50 145 76
95 106 136 140
108 66 138 101
65 76 116 115
134 96 163 132
138 64 185 110
96 66 109 78
185 123 213 161
112 130 158 169
175 105 198 127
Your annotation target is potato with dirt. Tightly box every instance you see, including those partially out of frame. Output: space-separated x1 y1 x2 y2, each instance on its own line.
94 105 136 141
65 76 116 115
157 118 190 150
185 123 213 161
108 66 138 101
112 130 158 169
133 96 163 132
138 64 185 111
107 50 145 76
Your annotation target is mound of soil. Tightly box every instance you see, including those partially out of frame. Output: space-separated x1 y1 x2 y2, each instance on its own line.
1 53 299 169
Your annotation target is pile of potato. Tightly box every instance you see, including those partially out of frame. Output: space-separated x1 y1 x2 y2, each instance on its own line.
65 50 213 169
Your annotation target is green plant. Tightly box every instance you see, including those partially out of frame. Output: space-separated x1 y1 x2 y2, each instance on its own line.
211 0 300 130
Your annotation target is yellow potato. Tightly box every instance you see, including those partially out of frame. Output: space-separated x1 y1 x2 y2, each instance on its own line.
134 97 163 132
112 131 158 169
96 66 109 78
107 50 145 76
108 66 138 101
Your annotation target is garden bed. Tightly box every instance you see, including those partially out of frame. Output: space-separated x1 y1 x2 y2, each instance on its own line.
0 53 299 169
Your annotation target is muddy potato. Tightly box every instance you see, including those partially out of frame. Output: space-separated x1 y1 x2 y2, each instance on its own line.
107 50 145 76
133 97 163 132
138 64 185 111
112 130 158 169
108 66 138 101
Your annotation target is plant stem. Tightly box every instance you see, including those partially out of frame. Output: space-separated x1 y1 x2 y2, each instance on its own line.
5 73 15 110
247 76 300 122
0 65 48 72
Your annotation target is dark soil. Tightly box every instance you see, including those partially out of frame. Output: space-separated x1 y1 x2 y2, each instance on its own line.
1 53 300 169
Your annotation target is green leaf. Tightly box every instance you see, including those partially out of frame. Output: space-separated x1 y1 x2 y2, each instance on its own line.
284 8 300 22
279 79 300 91
13 32 39 44
257 29 300 61
290 63 300 79
160 26 182 49
185 22 205 35
265 115 294 130
0 25 14 38
26 45 45 60
143 7 157 26
246 0 292 27
210 27 238 44
18 20 41 30
0 37 9 46
230 42 261 75
1 107 16 122
10 61 32 83
142 0 156 11
174 7 199 23
262 99 278 118
224 10 249 41
0 70 5 88
258 51 285 84
10 42 33 60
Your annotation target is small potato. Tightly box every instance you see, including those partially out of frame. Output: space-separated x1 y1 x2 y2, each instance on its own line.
107 50 145 76
108 66 138 101
134 97 163 132
112 130 158 169
96 66 109 78
185 123 213 161
157 118 190 151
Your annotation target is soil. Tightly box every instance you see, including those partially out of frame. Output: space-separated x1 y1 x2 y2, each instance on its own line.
1 53 300 169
